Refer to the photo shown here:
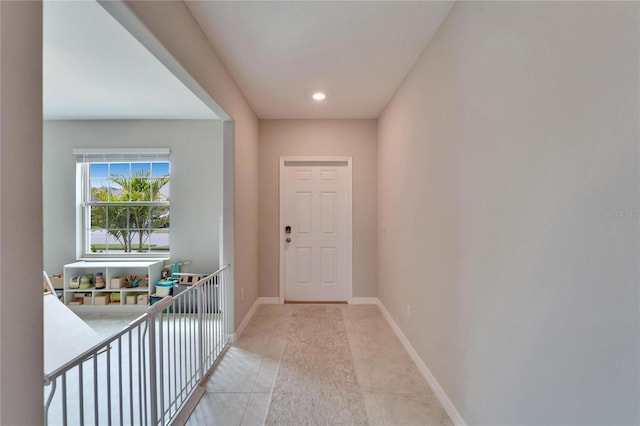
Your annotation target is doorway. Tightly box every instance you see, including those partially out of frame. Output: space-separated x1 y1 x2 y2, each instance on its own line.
279 157 353 302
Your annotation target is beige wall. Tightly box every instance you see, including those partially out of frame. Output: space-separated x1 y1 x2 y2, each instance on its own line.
378 2 639 424
122 1 259 329
259 120 377 299
0 1 43 423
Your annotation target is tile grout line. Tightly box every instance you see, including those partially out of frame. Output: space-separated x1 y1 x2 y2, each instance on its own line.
341 309 374 426
343 316 387 426
238 309 274 426
251 310 287 426
258 360 279 426
236 393 252 426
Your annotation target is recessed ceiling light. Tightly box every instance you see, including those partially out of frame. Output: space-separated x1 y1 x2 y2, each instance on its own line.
312 92 326 101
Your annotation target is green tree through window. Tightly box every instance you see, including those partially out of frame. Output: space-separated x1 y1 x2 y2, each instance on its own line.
84 161 170 255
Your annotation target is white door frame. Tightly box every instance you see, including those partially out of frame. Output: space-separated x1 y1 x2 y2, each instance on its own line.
279 156 353 304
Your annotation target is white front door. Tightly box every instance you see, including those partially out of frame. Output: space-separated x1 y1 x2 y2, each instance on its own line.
281 159 351 302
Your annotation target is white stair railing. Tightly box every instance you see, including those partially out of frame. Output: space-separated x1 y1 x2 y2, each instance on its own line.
44 265 230 426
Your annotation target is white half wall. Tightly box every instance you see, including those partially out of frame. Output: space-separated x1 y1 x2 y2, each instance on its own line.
378 2 639 425
43 119 223 275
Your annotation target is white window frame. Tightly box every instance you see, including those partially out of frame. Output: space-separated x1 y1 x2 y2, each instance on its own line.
74 148 171 259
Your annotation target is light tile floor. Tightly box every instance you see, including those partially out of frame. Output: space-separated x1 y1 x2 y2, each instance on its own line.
76 311 143 337
187 304 452 426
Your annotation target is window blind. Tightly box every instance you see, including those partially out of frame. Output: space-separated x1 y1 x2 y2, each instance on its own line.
73 148 170 163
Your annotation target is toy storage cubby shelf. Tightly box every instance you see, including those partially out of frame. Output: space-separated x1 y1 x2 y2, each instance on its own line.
63 260 164 311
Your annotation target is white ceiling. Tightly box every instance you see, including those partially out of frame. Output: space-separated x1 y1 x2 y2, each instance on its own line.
43 1 217 120
185 1 454 119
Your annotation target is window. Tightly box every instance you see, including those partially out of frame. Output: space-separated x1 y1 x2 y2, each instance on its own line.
75 149 170 257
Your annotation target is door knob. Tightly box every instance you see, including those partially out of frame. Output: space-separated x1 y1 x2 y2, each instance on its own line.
285 237 291 243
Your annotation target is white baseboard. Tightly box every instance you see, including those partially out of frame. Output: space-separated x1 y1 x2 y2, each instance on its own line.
350 297 379 305
376 301 467 426
258 297 281 304
230 298 260 342
230 297 282 341
170 385 205 426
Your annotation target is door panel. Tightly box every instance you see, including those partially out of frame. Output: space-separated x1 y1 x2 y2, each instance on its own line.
321 170 337 182
321 247 337 285
295 192 312 235
320 192 336 235
295 247 312 285
284 164 347 301
296 170 312 181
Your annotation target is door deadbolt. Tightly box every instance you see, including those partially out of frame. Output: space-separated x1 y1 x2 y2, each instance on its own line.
285 226 292 234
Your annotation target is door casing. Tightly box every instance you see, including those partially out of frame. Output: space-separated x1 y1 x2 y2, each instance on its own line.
279 156 353 303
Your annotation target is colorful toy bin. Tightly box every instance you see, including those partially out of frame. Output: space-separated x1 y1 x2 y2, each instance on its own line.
155 279 174 297
150 295 172 313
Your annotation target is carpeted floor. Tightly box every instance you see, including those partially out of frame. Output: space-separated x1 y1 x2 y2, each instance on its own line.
266 305 368 425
